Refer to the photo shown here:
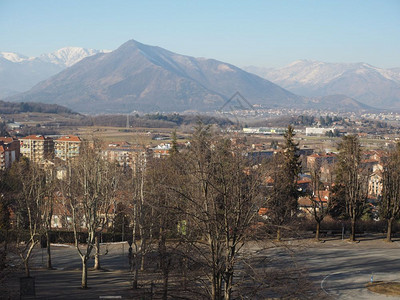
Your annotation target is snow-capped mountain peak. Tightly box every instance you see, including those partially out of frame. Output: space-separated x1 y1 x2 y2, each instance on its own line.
1 47 110 67
0 51 29 63
39 47 111 67
244 60 400 109
0 46 112 98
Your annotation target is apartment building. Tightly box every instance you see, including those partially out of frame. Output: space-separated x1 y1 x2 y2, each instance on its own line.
152 143 171 158
0 137 20 169
307 153 337 170
54 135 81 160
19 135 54 163
102 142 134 169
102 142 148 170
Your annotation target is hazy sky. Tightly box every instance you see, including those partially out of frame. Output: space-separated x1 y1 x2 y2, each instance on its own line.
1 0 399 68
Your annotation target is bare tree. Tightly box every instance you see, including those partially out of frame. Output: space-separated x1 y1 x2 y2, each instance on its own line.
124 147 151 289
334 135 369 242
308 166 331 241
10 158 47 277
169 125 263 300
60 144 119 288
145 156 177 299
42 165 57 270
0 174 11 271
380 143 400 242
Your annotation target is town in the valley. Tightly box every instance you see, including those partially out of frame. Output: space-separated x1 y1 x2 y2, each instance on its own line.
1 107 400 298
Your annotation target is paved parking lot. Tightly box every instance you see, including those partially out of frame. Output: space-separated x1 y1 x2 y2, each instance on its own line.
297 235 400 299
5 234 400 299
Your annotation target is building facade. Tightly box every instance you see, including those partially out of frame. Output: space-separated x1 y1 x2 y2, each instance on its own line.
20 135 54 163
0 137 20 169
54 135 81 160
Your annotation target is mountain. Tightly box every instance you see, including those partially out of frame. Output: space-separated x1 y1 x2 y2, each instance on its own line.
0 51 29 62
0 47 109 98
304 94 373 112
0 100 76 115
244 60 400 109
6 40 302 113
38 47 110 67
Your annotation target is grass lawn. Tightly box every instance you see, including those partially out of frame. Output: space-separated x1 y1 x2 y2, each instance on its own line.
366 281 400 296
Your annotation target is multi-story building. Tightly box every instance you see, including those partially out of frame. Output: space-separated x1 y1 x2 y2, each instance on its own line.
307 153 337 170
152 143 171 158
0 137 20 169
102 142 146 170
305 127 335 136
369 170 383 197
19 135 54 163
54 135 81 160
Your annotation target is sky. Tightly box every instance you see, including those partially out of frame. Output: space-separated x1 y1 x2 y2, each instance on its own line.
0 0 399 68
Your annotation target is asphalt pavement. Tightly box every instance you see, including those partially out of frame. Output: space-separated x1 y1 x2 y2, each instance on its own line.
5 234 400 299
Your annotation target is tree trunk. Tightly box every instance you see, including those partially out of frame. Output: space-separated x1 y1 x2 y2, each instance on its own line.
211 279 217 300
0 230 8 270
46 230 52 269
211 272 222 300
94 234 101 270
217 274 222 300
315 221 320 241
131 241 139 290
276 227 281 242
182 256 187 290
224 270 233 300
159 231 169 299
24 259 30 278
350 218 356 242
81 258 88 289
162 259 170 300
140 238 146 271
386 218 394 242
158 229 166 270
132 257 139 289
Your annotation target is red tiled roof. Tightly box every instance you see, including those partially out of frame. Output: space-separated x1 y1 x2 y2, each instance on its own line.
258 207 268 215
20 135 46 140
56 135 81 142
362 159 379 164
0 137 15 143
298 178 312 184
298 197 313 206
265 177 274 184
308 153 336 158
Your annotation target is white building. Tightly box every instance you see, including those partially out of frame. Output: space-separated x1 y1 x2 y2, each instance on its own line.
306 127 335 136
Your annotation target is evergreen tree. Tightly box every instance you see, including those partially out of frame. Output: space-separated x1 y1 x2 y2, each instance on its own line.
170 130 179 155
0 122 9 137
266 125 302 241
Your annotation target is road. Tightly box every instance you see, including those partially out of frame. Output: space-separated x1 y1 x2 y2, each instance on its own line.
5 235 400 299
297 236 400 299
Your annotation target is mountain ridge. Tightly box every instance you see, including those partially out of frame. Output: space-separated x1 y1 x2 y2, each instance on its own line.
243 60 400 109
0 47 109 98
6 39 303 113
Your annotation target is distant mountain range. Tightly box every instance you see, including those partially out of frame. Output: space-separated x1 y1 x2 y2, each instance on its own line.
244 60 400 109
0 47 109 97
5 40 302 113
2 41 396 114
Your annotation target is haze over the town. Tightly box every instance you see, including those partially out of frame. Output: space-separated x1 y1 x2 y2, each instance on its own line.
1 0 399 69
